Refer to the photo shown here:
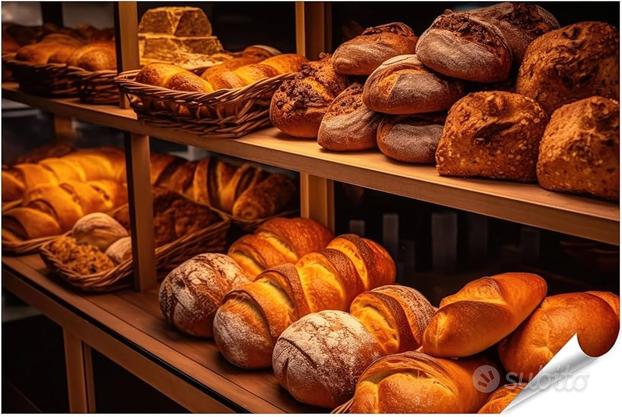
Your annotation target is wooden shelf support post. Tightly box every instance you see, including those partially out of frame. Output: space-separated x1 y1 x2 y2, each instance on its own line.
300 173 335 232
63 330 96 412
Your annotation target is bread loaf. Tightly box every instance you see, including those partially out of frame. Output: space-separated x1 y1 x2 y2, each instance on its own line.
67 42 116 71
478 383 525 413
317 83 381 152
159 253 249 337
228 217 334 279
213 234 395 368
71 212 128 251
422 272 547 358
332 22 417 76
416 11 512 83
270 55 348 138
536 96 619 200
15 37 82 64
377 114 444 164
272 310 382 408
436 91 548 182
105 236 132 264
363 54 464 114
138 7 212 36
499 292 619 380
136 62 213 93
350 351 493 413
232 173 296 220
517 21 619 114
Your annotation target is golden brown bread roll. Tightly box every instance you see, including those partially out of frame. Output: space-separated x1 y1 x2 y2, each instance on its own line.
216 163 265 213
227 217 334 279
2 207 62 241
71 212 128 251
59 181 113 214
15 36 82 64
159 253 249 338
272 310 382 408
478 383 525 413
47 43 82 64
38 157 87 183
376 114 445 164
536 96 619 201
136 62 213 93
2 163 59 201
350 284 436 355
350 351 493 413
105 236 132 264
498 292 619 381
436 91 548 182
517 21 619 114
231 173 296 220
67 42 116 71
422 272 547 358
213 234 396 368
23 184 84 231
200 54 266 81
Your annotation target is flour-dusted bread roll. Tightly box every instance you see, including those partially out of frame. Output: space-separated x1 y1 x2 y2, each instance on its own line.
350 351 494 413
104 236 132 264
436 91 548 182
499 292 620 381
537 96 619 201
363 54 464 114
159 253 249 338
416 11 512 83
478 383 526 413
71 212 128 251
332 22 418 76
377 114 445 164
517 21 619 114
317 83 382 152
272 310 382 408
423 272 547 358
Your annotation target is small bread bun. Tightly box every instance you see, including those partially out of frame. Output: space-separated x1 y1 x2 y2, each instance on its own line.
71 212 128 251
377 114 445 164
105 236 132 264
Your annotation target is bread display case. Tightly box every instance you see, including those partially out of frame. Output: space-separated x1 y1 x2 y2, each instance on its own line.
1 1 619 413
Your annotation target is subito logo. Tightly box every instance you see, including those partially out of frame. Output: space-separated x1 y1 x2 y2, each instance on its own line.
473 365 501 393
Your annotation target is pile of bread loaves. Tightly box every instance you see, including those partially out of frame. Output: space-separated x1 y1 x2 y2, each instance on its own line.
269 3 619 201
157 216 620 413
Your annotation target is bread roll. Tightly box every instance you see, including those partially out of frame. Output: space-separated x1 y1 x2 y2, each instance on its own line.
517 21 619 114
536 96 619 201
478 383 525 413
377 114 444 164
71 212 128 251
332 22 417 76
2 207 62 241
66 42 116 71
136 62 213 93
363 54 464 114
23 184 84 231
350 285 436 354
231 173 296 220
159 253 249 337
436 91 548 182
422 272 547 358
272 310 382 408
350 351 493 413
2 163 59 202
105 236 132 264
499 292 619 381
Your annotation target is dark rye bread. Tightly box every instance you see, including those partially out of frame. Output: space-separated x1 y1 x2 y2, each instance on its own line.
416 11 512 83
332 22 418 76
436 91 548 182
517 21 619 115
537 96 619 201
377 114 445 164
317 83 382 151
363 54 464 114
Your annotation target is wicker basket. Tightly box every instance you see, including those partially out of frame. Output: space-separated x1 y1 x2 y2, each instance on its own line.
66 66 119 104
115 69 294 138
331 399 353 414
39 214 230 292
3 234 62 256
5 55 79 97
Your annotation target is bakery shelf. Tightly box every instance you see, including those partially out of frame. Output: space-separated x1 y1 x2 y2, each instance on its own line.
3 82 619 245
1 254 315 413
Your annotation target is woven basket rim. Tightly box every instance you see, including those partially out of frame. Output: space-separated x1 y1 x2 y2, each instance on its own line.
6 57 69 71
66 65 117 77
331 399 353 414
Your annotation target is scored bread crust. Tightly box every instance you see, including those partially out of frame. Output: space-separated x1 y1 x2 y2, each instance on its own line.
376 114 445 164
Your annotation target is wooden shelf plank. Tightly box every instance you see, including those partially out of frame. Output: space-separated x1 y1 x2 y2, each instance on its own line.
3 82 619 245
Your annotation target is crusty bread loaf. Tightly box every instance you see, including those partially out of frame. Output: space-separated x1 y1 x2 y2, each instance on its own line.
67 42 116 71
159 253 249 337
317 83 381 152
499 292 619 380
138 6 212 36
136 62 213 93
213 234 395 368
350 351 493 413
15 36 82 64
350 285 436 354
416 11 512 83
436 91 548 182
232 173 296 220
105 236 132 264
363 54 464 114
71 212 128 251
228 217 334 279
272 310 382 408
422 272 547 358
377 114 444 164
537 96 619 201
332 22 417 76
517 21 619 114
478 383 525 413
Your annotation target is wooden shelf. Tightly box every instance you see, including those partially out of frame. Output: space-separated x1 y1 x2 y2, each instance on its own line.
3 82 619 245
2 255 316 413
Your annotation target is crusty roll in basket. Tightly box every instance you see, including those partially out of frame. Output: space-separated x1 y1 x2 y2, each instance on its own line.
5 54 79 97
39 211 230 292
66 66 119 104
115 69 295 138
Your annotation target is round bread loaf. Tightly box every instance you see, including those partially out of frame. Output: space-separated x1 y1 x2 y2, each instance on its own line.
71 212 128 251
105 236 132 264
377 115 444 164
517 21 619 114
416 11 512 83
436 91 548 182
159 253 249 338
478 383 526 413
332 22 418 76
270 55 348 138
272 310 382 408
363 54 464 114
67 42 116 71
537 96 619 201
498 292 620 381
317 83 381 151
